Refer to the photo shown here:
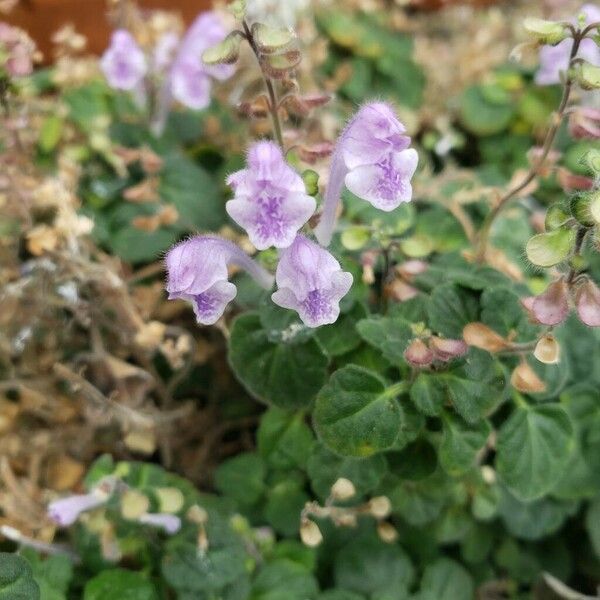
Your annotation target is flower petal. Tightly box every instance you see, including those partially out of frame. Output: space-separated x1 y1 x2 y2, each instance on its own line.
192 281 237 325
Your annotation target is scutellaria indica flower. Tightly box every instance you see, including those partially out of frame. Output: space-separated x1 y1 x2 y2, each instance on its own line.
100 30 147 91
165 235 274 325
226 141 316 250
315 102 418 246
271 235 353 328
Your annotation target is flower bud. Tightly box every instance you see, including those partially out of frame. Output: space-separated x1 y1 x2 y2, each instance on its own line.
202 31 243 66
429 336 468 362
404 338 433 367
138 513 181 534
396 260 428 281
377 522 399 544
156 487 185 514
510 361 547 394
368 496 392 519
575 279 600 327
528 279 570 326
481 466 496 485
187 504 209 525
300 519 323 547
462 323 510 353
523 17 568 45
121 490 150 520
331 478 356 501
387 280 419 302
534 334 561 364
302 169 320 196
557 168 594 192
336 513 358 527
589 190 600 225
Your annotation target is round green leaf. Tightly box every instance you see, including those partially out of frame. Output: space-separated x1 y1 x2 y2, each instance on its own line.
414 558 473 600
313 366 404 457
229 314 329 410
440 414 491 476
83 569 157 600
496 404 575 501
0 554 40 600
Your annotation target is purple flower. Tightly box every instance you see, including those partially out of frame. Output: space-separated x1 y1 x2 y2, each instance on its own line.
166 235 274 325
48 493 107 527
271 235 353 327
226 142 316 250
535 4 600 86
100 30 147 91
170 12 235 110
315 102 418 246
138 513 182 534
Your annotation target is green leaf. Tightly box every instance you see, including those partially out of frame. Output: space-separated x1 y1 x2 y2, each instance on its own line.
38 115 64 153
83 569 157 600
356 315 412 364
257 409 314 470
264 480 310 536
498 488 576 541
0 554 40 600
229 314 329 410
428 284 479 338
387 475 448 526
110 225 178 264
306 442 386 500
387 439 437 481
410 372 446 416
414 558 474 600
585 499 600 559
496 404 575 501
315 304 366 358
334 535 414 596
440 413 491 476
214 452 266 506
313 366 404 457
460 85 514 136
21 550 72 600
252 560 318 600
160 152 224 232
480 286 537 340
526 228 576 268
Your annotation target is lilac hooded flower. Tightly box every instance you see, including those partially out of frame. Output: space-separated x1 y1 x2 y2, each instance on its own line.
271 235 353 327
535 4 600 86
226 142 316 250
166 235 274 325
138 513 182 534
100 30 147 91
315 102 418 246
169 12 235 110
48 492 107 527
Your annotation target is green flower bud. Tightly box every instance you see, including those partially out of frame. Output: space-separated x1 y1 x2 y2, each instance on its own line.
576 62 600 91
302 169 319 196
526 227 576 267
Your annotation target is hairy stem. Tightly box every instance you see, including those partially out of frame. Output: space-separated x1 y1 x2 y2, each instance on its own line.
242 20 285 150
474 32 584 263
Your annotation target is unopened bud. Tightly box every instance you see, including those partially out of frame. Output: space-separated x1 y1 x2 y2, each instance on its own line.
462 322 510 353
377 521 398 544
571 193 595 228
534 334 561 364
511 361 547 394
336 513 358 527
575 279 600 327
202 31 243 66
331 478 356 501
186 504 208 525
544 205 570 231
300 519 323 547
404 338 433 367
120 489 150 520
369 496 392 519
302 169 319 196
156 487 184 514
429 336 468 362
481 465 496 485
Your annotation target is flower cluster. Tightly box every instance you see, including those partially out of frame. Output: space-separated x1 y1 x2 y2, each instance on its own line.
101 11 234 134
165 101 418 328
404 336 468 368
535 4 600 86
